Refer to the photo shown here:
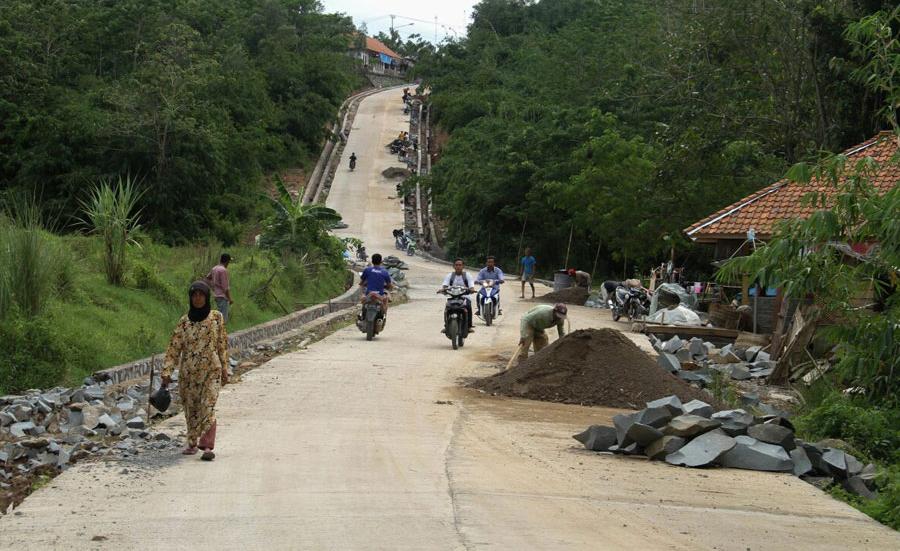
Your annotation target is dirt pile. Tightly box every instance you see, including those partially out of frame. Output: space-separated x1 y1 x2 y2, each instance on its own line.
538 286 589 305
471 328 716 409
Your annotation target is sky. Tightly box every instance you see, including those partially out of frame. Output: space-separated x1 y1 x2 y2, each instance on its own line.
320 0 476 43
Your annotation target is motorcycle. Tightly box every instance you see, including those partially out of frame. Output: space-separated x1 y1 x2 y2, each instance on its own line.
356 291 386 341
441 285 471 350
395 232 410 251
406 240 416 256
349 157 357 171
476 279 500 326
610 285 651 322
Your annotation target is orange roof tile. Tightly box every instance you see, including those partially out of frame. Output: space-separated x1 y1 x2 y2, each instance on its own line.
364 36 401 60
685 132 899 242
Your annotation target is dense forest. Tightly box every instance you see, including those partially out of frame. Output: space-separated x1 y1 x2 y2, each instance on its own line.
416 0 894 277
0 0 358 243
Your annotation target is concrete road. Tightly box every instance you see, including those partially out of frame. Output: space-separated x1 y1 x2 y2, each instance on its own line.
2 88 898 550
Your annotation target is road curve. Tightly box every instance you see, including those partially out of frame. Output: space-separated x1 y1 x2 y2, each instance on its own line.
1 88 898 550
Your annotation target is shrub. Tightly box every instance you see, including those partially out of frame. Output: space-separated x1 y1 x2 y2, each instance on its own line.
795 393 900 463
0 317 71 393
132 262 180 305
0 202 58 318
80 176 144 286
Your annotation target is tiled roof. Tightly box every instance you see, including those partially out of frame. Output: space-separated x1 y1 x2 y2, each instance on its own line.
364 36 401 60
685 132 899 242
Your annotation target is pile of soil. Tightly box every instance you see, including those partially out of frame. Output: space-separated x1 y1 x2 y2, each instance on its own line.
538 286 589 305
471 328 716 409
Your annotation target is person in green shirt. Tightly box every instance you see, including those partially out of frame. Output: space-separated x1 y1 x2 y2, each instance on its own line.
516 303 567 363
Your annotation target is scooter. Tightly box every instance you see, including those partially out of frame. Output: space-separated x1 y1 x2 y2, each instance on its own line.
440 285 470 350
356 291 386 341
476 279 501 326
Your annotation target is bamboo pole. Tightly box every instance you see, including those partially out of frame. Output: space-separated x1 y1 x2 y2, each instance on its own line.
515 214 528 275
590 241 602 285
563 224 574 269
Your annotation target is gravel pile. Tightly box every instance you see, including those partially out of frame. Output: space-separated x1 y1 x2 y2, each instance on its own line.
471 329 715 409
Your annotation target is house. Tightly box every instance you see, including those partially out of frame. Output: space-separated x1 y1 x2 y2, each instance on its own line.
350 35 409 76
683 131 898 332
685 131 897 258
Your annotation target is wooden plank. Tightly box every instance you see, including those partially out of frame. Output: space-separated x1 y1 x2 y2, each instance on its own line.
639 324 740 339
770 289 789 360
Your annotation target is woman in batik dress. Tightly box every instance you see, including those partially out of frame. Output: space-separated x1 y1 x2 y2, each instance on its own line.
162 280 229 461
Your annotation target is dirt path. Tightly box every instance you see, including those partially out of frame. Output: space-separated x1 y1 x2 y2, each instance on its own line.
2 88 897 550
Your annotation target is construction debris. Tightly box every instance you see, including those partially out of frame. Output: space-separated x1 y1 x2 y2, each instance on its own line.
572 394 877 497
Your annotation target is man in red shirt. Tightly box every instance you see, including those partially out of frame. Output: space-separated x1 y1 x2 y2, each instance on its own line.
207 253 234 323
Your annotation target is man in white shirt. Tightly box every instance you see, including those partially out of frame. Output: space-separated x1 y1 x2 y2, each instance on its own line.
440 258 476 332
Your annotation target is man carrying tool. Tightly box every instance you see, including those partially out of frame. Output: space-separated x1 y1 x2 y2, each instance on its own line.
509 303 567 367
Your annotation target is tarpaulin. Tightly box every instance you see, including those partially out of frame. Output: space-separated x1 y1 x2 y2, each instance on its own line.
379 53 394 65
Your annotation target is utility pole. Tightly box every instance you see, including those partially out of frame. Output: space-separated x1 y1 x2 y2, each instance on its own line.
390 14 395 34
434 16 438 43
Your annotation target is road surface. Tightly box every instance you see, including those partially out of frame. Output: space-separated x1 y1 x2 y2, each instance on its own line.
2 88 897 550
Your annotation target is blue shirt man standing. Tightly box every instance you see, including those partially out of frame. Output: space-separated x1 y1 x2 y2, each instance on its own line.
520 247 536 298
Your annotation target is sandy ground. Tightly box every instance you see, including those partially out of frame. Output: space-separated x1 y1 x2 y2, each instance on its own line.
1 88 897 550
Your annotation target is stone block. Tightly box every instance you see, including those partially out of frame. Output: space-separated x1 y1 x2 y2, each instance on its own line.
645 436 687 460
665 429 736 467
662 337 683 354
126 417 146 430
711 409 754 436
573 425 617 452
675 348 693 363
657 353 681 373
682 399 713 418
634 407 673 429
10 421 36 438
688 338 705 358
822 448 849 478
729 364 751 380
95 414 118 429
745 346 762 362
613 413 637 447
646 396 684 417
747 423 795 450
790 447 813 476
841 476 877 500
720 435 794 472
626 423 664 447
663 414 721 438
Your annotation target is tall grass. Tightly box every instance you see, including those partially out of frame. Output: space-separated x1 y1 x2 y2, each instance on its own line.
0 202 59 318
80 175 144 286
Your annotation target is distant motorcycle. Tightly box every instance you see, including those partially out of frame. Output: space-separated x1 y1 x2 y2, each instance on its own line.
349 158 356 171
356 291 386 341
406 240 416 256
610 285 651 322
356 246 367 262
476 280 500 326
441 285 471 350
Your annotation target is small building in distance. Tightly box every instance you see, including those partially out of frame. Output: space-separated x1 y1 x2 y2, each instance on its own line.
350 35 411 77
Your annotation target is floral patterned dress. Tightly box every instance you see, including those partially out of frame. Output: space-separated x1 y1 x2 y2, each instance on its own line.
163 310 228 446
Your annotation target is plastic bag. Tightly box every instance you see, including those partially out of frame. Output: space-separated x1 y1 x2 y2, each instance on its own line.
649 283 697 316
647 305 702 326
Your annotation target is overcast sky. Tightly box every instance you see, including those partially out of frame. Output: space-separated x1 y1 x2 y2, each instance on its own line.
321 0 476 43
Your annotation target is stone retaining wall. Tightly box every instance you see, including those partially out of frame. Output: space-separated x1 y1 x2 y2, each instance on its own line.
93 279 361 385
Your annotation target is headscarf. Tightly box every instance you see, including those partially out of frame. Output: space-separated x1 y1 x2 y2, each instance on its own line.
188 280 211 323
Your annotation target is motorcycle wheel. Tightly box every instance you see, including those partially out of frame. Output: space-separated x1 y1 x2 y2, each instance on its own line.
448 319 459 350
612 306 621 322
627 303 637 322
366 320 375 341
484 304 493 326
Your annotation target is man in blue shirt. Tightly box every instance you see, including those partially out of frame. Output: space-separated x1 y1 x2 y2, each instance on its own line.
475 255 504 316
520 247 537 298
360 253 393 313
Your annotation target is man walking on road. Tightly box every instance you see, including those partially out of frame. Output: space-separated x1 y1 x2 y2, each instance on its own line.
514 303 567 364
207 253 233 323
520 247 537 299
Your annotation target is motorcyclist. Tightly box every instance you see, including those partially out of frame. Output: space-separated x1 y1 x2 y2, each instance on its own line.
475 255 504 316
349 152 357 170
359 253 392 316
439 258 476 333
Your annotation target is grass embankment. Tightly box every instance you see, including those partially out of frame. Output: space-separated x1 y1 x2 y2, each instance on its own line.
0 233 347 393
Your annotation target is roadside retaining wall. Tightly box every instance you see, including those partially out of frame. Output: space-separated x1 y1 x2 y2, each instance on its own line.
93 279 361 385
